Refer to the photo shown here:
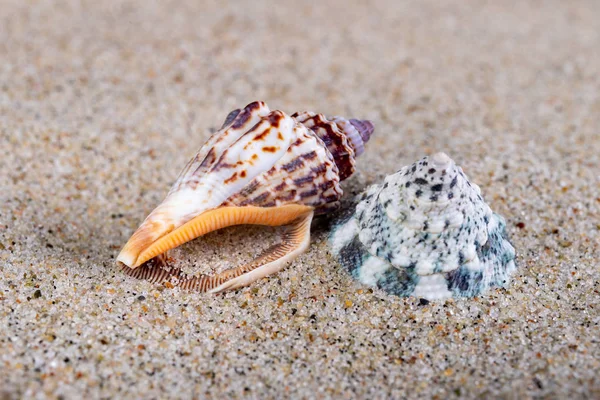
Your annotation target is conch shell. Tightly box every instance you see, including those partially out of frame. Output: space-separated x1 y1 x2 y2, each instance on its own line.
329 152 517 300
118 101 374 292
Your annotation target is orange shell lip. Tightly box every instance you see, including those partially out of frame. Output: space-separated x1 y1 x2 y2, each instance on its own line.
116 204 314 269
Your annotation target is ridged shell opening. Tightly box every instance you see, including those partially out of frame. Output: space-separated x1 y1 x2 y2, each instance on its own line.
130 205 314 268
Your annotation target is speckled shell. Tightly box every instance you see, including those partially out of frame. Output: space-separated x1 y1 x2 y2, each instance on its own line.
143 101 374 235
329 152 517 300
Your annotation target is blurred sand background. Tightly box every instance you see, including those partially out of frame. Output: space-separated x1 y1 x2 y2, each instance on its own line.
1 0 599 398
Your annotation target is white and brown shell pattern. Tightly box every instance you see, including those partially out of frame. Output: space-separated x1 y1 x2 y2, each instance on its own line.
329 152 517 300
117 101 374 293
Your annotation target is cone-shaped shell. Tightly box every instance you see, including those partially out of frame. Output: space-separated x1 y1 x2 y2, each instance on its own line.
329 152 517 300
118 101 374 270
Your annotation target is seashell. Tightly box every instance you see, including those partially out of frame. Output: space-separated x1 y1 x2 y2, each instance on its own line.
329 152 517 300
117 101 374 292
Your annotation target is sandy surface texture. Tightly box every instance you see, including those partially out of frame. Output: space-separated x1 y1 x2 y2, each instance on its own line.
1 0 599 398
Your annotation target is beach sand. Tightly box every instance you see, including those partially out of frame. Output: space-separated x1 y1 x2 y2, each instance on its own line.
1 0 599 398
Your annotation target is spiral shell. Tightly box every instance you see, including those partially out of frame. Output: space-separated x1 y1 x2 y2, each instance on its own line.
329 152 517 300
117 101 374 292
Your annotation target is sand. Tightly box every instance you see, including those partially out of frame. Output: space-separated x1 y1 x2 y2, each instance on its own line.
1 0 599 398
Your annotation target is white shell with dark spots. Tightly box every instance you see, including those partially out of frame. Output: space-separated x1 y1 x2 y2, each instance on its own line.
329 152 517 300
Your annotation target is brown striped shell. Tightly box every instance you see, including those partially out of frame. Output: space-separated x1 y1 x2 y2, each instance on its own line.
117 101 374 270
166 102 374 217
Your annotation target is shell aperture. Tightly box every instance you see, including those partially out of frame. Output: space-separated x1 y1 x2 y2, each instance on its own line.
117 101 374 292
329 152 517 300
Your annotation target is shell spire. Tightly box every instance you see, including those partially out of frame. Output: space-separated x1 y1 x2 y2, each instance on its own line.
330 152 517 300
292 112 373 180
117 101 375 292
342 118 374 157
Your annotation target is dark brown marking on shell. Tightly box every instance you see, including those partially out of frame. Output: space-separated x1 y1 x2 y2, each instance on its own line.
274 182 287 191
221 109 241 129
288 138 304 151
293 175 314 186
214 160 236 171
277 189 297 202
247 101 264 111
231 101 263 129
267 111 284 128
240 170 247 178
277 132 284 140
311 163 327 174
190 147 217 178
224 172 238 184
253 128 271 142
282 157 304 173
302 151 317 161
318 180 335 191
236 180 260 197
300 188 319 199
262 146 278 153
212 147 237 171
231 109 252 129
265 167 277 176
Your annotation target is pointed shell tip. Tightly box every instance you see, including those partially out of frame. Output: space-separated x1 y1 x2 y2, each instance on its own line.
349 119 374 144
116 251 135 268
430 152 452 169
